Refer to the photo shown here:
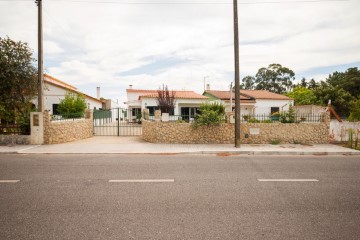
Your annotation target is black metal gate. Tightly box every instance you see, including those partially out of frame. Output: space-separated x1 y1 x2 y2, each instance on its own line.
93 108 142 136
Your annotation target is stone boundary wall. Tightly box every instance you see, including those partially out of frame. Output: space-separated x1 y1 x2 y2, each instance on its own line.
0 135 30 145
142 120 329 144
43 110 93 144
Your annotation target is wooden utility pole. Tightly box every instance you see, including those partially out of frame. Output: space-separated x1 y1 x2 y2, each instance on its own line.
233 0 241 148
36 0 44 112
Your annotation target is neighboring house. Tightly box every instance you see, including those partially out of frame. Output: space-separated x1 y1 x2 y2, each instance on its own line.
203 89 293 115
293 105 326 115
125 86 209 121
37 74 104 114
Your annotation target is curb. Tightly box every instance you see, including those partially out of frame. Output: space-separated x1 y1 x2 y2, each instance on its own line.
3 150 359 156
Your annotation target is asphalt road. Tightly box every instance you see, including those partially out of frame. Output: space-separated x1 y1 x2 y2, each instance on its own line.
0 154 359 240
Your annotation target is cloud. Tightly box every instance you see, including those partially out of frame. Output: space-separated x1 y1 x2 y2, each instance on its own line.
1 0 359 105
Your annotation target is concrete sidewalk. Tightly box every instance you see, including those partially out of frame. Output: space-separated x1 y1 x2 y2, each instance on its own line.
0 136 359 155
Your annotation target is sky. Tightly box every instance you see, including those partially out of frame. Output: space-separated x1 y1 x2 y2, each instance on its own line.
1 0 359 106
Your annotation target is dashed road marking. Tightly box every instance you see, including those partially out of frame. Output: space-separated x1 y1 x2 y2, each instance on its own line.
109 179 175 183
0 180 20 183
258 179 319 182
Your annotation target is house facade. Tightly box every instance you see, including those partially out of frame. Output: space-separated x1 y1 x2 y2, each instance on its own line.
37 74 104 114
125 87 209 121
203 89 293 116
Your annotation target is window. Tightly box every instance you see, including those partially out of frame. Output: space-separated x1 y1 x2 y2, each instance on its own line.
52 104 59 115
271 107 279 114
132 108 141 117
146 106 159 115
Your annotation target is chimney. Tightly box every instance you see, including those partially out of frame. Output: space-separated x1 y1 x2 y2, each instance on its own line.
129 84 133 89
206 84 210 91
96 87 100 99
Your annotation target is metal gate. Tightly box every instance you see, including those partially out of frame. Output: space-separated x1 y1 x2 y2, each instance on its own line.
93 108 142 136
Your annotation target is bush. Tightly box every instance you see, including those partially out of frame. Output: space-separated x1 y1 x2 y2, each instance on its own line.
279 104 296 123
57 92 87 116
192 102 225 128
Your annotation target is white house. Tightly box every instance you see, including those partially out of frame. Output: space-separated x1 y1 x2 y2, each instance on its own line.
36 74 104 114
125 87 209 121
203 89 293 116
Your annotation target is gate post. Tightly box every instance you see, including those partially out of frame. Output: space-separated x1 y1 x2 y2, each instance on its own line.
30 112 44 145
117 108 120 136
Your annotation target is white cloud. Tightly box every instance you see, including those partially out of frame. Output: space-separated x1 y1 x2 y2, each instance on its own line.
1 0 359 103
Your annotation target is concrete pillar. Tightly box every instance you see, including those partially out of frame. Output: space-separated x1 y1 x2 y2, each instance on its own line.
143 109 150 120
154 110 161 122
30 112 44 145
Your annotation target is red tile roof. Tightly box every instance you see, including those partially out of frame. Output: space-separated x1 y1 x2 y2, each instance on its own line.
205 90 253 100
241 90 291 100
205 90 291 100
44 74 77 91
44 74 103 103
139 91 208 100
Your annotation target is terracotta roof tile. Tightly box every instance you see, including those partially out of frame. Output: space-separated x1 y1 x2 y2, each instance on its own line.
44 74 77 90
205 90 252 100
240 90 291 100
140 91 208 100
43 74 103 103
205 90 291 100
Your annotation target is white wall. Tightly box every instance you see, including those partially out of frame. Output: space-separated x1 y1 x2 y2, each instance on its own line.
141 98 209 115
254 99 294 115
330 120 360 142
34 83 103 114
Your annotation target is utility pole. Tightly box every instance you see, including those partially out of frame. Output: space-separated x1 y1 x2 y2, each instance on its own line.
36 0 44 112
229 82 233 112
233 0 241 148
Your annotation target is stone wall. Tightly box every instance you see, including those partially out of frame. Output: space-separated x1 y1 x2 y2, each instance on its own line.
142 120 329 144
0 135 30 145
43 110 93 144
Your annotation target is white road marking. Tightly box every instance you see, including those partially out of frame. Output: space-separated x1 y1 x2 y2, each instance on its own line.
258 179 319 182
16 145 41 152
109 179 175 183
0 180 20 183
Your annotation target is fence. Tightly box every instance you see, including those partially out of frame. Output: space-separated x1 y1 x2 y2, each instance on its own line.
51 112 85 121
0 124 30 135
146 113 324 123
240 114 323 123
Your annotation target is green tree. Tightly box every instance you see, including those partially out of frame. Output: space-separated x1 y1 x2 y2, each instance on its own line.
57 92 87 117
326 67 360 98
348 99 360 122
193 102 225 128
241 76 256 90
254 63 295 94
308 78 318 89
286 87 318 105
0 37 37 124
313 82 355 117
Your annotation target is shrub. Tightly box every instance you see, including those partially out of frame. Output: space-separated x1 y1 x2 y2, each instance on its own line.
279 104 296 123
248 118 260 123
192 102 225 128
270 139 281 145
57 92 87 117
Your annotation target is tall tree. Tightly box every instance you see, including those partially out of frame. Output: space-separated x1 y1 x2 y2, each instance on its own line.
286 87 318 105
156 85 176 115
326 67 360 98
308 78 317 89
313 82 355 117
241 76 256 90
0 37 37 124
254 63 295 94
